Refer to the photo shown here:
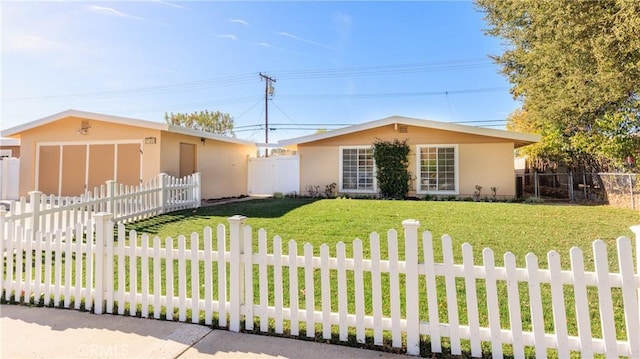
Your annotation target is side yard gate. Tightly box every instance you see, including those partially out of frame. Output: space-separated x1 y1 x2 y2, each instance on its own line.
1 214 639 358
247 155 299 196
0 157 19 201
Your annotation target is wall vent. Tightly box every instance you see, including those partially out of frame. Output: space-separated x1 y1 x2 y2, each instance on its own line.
397 125 408 133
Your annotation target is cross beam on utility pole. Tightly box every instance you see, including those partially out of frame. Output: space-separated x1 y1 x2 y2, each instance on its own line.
259 72 276 157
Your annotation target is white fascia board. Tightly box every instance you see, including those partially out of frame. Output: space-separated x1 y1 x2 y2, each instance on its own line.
0 138 20 146
167 125 257 146
0 109 168 137
277 115 540 146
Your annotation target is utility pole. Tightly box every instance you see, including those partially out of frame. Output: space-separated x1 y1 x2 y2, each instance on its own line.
259 72 276 157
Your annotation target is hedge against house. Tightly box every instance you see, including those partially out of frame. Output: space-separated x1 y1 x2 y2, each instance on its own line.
372 139 410 199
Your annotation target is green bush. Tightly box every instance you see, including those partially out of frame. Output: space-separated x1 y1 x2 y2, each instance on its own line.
524 196 545 204
372 139 410 199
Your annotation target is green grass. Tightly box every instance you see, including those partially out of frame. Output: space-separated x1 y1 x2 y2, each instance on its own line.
127 198 638 269
121 198 640 357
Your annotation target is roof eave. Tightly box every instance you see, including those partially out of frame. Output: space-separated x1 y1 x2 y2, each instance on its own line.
278 115 541 146
0 109 168 137
167 125 257 146
514 135 542 149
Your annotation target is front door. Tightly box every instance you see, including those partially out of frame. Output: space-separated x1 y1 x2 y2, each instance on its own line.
179 143 196 178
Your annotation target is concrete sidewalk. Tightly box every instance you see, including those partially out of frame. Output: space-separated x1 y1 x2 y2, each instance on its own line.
1 305 408 359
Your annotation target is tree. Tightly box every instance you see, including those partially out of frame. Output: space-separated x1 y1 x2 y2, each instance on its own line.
476 0 640 171
164 110 235 136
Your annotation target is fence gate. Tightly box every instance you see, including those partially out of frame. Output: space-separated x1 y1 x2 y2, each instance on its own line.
0 158 19 200
247 155 299 195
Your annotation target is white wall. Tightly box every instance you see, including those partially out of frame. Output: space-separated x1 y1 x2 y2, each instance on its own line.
247 155 299 195
0 158 20 200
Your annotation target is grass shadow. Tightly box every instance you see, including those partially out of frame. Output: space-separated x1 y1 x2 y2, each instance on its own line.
196 198 318 218
125 198 317 235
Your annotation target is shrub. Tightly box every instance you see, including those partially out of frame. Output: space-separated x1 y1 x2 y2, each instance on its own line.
372 139 410 199
490 186 498 201
524 196 545 204
324 183 337 198
473 185 483 201
305 185 322 198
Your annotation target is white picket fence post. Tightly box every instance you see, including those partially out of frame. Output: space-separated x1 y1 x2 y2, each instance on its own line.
93 212 114 315
106 180 116 216
0 206 7 298
402 219 420 355
228 215 247 332
629 224 640 330
194 172 201 208
28 191 42 242
158 173 167 214
1 159 7 200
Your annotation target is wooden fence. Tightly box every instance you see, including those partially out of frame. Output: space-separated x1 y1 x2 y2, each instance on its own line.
1 214 639 358
1 172 200 237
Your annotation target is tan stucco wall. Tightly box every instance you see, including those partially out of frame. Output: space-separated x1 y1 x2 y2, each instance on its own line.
159 132 254 199
458 143 515 197
299 146 340 195
15 116 163 197
14 115 254 198
298 124 518 197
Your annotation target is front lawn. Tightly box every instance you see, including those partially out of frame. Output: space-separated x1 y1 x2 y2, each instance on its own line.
123 198 639 357
127 198 639 269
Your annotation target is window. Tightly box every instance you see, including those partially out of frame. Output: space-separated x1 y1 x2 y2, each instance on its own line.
417 145 458 194
340 146 375 192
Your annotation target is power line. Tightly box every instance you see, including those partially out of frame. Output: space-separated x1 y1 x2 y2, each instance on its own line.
236 122 354 129
233 120 507 133
445 91 455 122
232 98 263 121
147 87 510 111
277 87 509 100
270 58 492 79
270 100 302 128
5 58 496 102
455 120 506 124
6 73 258 101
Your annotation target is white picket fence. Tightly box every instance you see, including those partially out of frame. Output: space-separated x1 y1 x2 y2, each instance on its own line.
1 172 201 238
1 215 639 358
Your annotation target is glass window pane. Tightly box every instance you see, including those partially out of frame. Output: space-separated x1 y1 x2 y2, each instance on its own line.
342 147 374 191
420 146 456 192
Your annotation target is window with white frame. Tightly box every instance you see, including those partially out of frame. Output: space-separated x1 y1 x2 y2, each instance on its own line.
417 145 458 194
340 146 375 192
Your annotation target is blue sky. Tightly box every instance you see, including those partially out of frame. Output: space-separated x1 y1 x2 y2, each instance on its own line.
1 1 520 143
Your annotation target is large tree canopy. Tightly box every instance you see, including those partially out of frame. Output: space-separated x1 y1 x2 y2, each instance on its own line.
164 110 235 136
477 0 640 171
